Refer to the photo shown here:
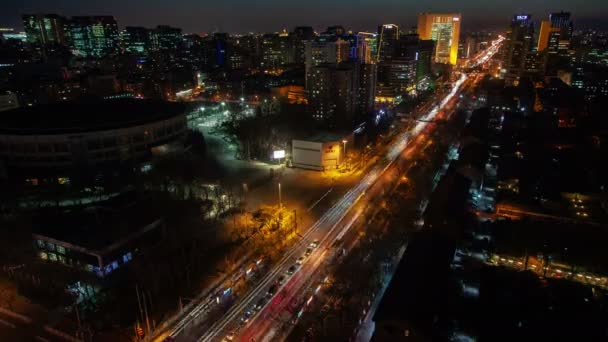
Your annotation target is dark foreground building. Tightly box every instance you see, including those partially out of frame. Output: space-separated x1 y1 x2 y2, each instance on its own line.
0 98 187 208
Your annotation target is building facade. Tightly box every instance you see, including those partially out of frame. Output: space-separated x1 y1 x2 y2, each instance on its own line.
417 13 461 65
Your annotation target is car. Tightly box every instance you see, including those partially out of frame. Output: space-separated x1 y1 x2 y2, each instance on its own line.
310 240 320 248
254 297 267 311
286 265 298 275
266 284 278 297
304 247 313 257
277 275 286 284
296 256 305 265
241 310 253 323
222 332 235 341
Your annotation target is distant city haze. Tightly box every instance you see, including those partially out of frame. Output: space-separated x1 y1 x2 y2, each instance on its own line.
2 0 608 32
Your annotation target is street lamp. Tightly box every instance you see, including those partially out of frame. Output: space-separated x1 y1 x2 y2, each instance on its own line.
278 183 282 209
342 140 347 167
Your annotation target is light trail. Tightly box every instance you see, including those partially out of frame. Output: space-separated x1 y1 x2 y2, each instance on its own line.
169 40 505 341
195 72 470 342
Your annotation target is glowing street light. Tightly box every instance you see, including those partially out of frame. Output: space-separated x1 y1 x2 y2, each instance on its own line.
278 183 282 209
342 140 347 166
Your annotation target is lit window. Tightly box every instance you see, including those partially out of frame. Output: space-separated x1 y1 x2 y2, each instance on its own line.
56 245 66 254
123 252 133 263
48 253 57 261
39 252 48 260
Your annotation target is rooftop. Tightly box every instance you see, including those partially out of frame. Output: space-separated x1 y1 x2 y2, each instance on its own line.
32 193 164 253
296 131 349 143
0 98 185 135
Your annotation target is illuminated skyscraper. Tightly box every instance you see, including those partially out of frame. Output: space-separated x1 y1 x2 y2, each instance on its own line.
503 14 534 85
150 25 182 52
121 26 150 55
537 20 553 52
377 24 399 62
22 14 68 46
304 37 350 75
68 16 119 57
22 14 69 58
417 13 461 65
358 32 378 62
547 11 573 54
260 31 294 69
343 33 371 64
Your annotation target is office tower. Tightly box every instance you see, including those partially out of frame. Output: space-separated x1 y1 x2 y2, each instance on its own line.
122 26 151 55
375 33 435 102
343 33 371 64
22 14 69 58
22 14 68 46
417 13 461 65
416 39 435 87
503 14 534 85
69 16 119 57
537 20 553 52
358 32 378 62
150 25 182 52
377 24 399 62
548 11 573 54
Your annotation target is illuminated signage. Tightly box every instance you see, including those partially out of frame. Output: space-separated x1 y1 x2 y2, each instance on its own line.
453 17 460 21
273 150 285 159
516 15 528 20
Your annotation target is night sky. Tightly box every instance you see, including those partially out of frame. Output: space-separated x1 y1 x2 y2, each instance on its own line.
2 0 608 33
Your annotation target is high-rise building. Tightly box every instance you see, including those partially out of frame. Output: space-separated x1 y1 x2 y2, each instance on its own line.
260 32 294 69
376 34 420 101
68 16 119 57
358 32 378 62
22 14 69 58
417 13 461 65
537 20 554 52
377 24 399 62
150 25 182 52
358 63 377 117
548 11 573 54
304 37 350 75
416 39 435 88
343 33 371 64
292 26 315 66
121 26 151 55
503 14 534 84
307 63 357 127
22 14 68 46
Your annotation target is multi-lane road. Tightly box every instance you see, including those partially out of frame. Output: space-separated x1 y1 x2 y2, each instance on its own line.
154 38 503 342
190 74 470 342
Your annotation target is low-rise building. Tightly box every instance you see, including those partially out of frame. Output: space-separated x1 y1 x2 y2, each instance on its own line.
291 132 351 171
32 195 165 277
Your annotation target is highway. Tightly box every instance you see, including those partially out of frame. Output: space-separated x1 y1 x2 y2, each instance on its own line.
156 38 503 342
190 73 469 342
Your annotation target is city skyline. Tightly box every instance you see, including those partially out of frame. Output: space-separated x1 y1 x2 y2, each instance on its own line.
3 0 608 33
